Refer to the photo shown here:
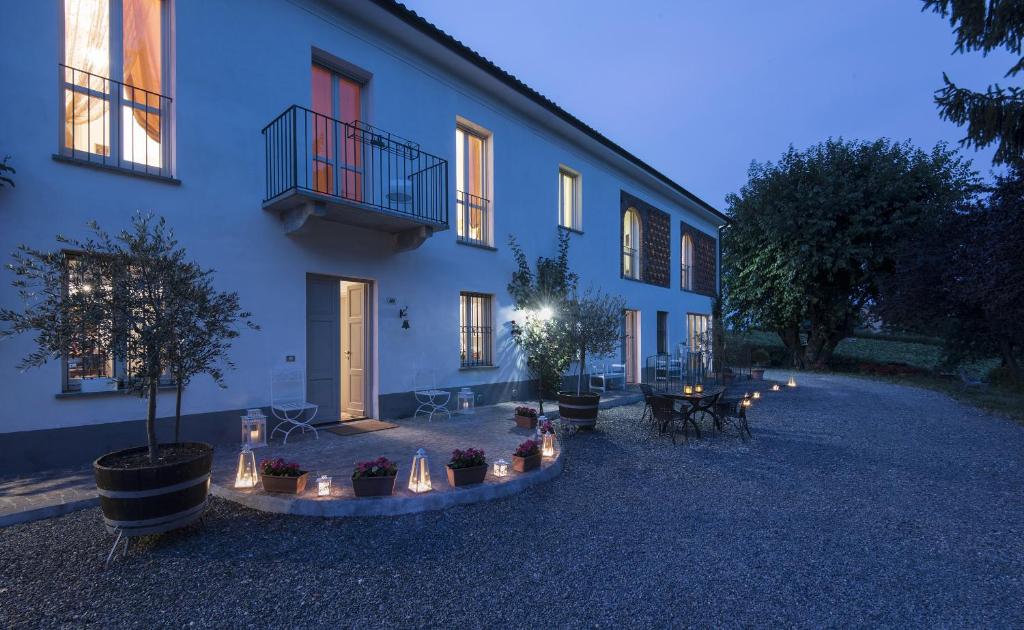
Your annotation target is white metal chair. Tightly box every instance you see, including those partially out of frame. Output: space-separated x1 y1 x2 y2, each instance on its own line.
270 366 319 444
590 363 626 393
413 370 451 421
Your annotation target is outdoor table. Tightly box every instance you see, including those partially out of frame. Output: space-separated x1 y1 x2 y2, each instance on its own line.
661 387 725 434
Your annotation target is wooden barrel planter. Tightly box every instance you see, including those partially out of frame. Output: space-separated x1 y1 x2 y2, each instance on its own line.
557 391 601 428
93 442 213 536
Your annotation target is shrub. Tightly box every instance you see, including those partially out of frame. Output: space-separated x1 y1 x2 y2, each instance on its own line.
260 458 303 477
514 439 540 458
448 448 486 469
352 457 397 479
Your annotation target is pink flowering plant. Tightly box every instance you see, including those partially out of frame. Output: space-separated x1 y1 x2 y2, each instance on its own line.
448 447 487 470
352 456 398 479
539 419 555 435
260 458 303 477
514 439 540 458
515 406 538 418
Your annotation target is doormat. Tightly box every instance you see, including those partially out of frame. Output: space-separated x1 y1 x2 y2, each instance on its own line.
325 420 398 437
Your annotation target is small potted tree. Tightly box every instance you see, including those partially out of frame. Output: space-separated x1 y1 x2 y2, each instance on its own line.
512 439 541 472
0 215 255 538
259 458 309 494
514 406 539 429
446 448 488 486
751 348 770 380
351 457 398 497
557 288 626 429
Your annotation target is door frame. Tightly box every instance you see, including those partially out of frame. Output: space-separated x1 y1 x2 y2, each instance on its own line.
306 273 377 421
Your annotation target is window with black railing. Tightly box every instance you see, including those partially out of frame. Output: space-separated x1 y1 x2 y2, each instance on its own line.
460 292 493 367
262 105 449 226
456 190 490 246
59 64 172 178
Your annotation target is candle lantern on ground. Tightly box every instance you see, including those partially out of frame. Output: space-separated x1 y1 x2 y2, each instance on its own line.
493 459 509 477
241 409 267 449
457 388 475 415
752 391 761 400
771 384 781 392
542 432 555 457
317 474 332 497
408 448 432 493
787 376 797 388
234 445 257 489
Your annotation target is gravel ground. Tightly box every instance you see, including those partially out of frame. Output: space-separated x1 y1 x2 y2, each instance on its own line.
2 372 1023 628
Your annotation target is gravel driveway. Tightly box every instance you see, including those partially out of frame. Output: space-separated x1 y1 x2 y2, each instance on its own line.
3 372 1023 628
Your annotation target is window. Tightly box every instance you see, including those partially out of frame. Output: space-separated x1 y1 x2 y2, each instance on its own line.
657 311 669 355
455 125 490 245
61 0 172 177
623 207 642 280
460 293 493 367
687 313 710 353
681 233 695 290
558 167 581 231
63 256 116 392
311 63 363 198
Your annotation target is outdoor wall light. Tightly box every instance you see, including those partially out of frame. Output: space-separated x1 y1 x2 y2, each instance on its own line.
493 459 509 477
317 474 332 497
234 445 257 489
408 448 432 493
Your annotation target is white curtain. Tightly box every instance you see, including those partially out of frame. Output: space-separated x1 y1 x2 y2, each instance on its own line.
123 0 162 142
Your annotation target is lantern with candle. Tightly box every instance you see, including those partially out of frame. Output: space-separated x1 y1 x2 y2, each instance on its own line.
408 448 432 493
771 383 781 392
683 384 694 395
457 388 475 415
695 383 704 394
317 474 332 497
241 409 267 449
787 376 797 388
493 459 509 477
752 391 761 400
234 445 257 489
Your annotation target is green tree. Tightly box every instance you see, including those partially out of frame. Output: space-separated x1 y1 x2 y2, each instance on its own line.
723 138 978 368
560 288 626 395
507 230 576 413
925 0 1024 165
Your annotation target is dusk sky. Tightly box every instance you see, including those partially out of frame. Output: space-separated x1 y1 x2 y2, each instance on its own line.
403 0 1012 209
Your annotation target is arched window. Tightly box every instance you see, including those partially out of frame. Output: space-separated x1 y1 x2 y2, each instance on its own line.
623 208 642 280
681 233 694 290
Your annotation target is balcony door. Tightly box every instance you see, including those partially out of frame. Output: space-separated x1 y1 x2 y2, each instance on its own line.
311 64 362 200
624 309 641 384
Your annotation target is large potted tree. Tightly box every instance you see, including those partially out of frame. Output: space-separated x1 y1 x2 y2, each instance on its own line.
0 215 255 539
507 231 575 415
557 288 626 429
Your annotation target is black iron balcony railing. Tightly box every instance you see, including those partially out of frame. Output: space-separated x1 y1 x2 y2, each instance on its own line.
58 64 173 178
263 105 448 226
456 190 490 245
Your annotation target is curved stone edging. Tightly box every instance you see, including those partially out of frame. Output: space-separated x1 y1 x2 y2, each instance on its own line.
211 451 563 518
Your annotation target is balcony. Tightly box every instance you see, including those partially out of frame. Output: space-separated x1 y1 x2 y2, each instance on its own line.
262 105 449 251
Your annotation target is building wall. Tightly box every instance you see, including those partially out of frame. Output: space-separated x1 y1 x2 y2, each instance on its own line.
0 0 721 469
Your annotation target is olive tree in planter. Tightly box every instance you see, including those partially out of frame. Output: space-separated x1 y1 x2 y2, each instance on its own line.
0 214 255 542
507 231 575 415
557 288 626 429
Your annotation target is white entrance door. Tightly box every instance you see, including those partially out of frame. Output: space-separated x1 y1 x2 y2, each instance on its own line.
344 283 365 416
624 309 641 384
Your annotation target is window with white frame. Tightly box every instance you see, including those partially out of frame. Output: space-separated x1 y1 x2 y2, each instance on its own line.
558 167 581 231
681 233 695 290
687 313 710 353
622 207 642 280
61 0 172 177
459 292 493 367
62 255 117 392
455 125 490 245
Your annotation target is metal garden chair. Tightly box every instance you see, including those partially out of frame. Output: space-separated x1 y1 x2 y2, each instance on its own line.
270 365 319 444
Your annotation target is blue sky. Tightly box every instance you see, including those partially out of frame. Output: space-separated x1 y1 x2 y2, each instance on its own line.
402 0 1012 209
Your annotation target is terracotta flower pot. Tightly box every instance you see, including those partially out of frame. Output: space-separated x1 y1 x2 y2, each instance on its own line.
446 464 488 487
512 452 541 472
751 368 765 380
514 414 538 429
351 474 397 497
261 471 309 494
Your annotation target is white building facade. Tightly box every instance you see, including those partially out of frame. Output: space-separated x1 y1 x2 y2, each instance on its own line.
0 0 726 473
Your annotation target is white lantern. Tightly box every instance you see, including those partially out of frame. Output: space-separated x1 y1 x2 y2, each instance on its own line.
752 391 761 400
317 474 332 497
234 445 257 489
542 432 555 457
457 388 475 415
683 384 694 395
787 376 797 388
493 458 509 477
408 448 432 493
695 383 704 394
241 409 267 449
771 384 781 392
741 397 752 408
